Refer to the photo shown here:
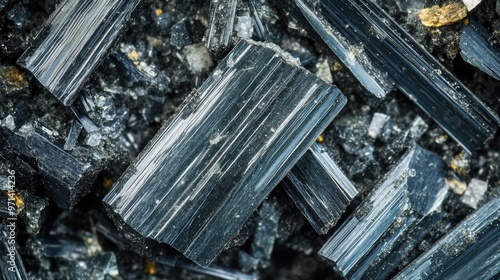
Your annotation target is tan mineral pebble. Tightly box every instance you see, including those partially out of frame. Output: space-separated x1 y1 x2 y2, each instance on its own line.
128 50 140 61
419 3 468 27
446 178 468 195
4 66 29 89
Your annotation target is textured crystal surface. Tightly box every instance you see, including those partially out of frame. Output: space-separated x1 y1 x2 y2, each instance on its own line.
0 128 101 209
206 0 237 56
25 132 100 209
281 143 358 234
64 120 83 151
460 20 500 80
319 144 448 280
291 0 391 98
17 0 142 105
291 0 500 153
396 197 500 280
103 39 347 266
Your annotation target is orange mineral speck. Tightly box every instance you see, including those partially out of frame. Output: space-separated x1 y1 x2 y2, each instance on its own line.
144 259 157 275
103 177 114 189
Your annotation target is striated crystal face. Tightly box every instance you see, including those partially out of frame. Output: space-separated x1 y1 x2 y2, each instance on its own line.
460 20 500 81
395 197 500 280
281 142 358 235
2 0 500 278
17 0 142 105
319 144 448 280
289 0 500 153
103 40 347 266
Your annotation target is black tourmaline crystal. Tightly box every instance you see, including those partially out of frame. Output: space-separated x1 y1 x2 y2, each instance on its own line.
395 197 500 280
206 0 238 57
319 144 448 280
17 0 142 105
0 128 101 209
281 142 358 235
460 20 500 80
288 0 500 153
103 39 347 266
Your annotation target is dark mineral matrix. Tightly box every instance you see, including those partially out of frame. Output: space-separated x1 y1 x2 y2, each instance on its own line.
0 0 499 279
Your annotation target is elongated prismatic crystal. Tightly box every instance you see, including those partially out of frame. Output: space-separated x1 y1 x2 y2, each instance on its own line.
104 40 347 266
18 0 142 105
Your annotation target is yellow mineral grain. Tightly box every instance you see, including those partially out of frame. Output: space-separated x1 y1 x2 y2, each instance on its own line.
446 178 467 195
144 259 157 275
418 3 467 27
103 177 114 189
5 67 29 88
333 62 343 71
14 193 25 212
316 135 324 143
450 152 469 176
155 8 163 16
128 50 139 61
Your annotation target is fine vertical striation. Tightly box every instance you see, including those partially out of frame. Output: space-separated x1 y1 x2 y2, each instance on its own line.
460 20 500 80
395 197 500 280
281 143 358 235
290 0 500 153
17 0 142 105
206 0 238 57
319 144 449 280
103 39 347 266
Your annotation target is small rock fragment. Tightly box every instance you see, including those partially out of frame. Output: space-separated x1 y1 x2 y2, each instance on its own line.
461 178 488 209
418 3 467 27
171 20 192 48
235 16 254 38
182 44 214 73
368 112 390 139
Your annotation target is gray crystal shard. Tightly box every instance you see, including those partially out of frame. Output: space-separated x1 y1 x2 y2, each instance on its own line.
206 0 238 57
368 113 390 139
292 0 500 153
319 144 448 280
64 120 83 151
251 201 279 266
1 223 28 280
396 197 500 280
171 20 193 48
17 0 142 105
460 20 500 80
281 143 358 234
103 40 347 266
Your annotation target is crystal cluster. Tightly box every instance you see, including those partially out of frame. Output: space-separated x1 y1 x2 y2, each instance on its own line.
395 197 500 279
287 0 500 153
319 144 448 279
1 0 499 278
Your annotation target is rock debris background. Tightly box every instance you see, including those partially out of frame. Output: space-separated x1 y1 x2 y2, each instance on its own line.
0 0 499 279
